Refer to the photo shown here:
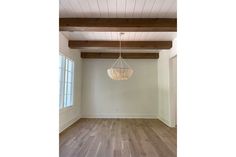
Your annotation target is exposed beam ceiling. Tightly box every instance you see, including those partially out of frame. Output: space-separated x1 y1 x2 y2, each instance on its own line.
81 52 159 59
60 18 177 32
69 41 172 49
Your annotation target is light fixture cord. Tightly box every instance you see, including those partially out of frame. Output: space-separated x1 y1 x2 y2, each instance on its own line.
119 33 122 58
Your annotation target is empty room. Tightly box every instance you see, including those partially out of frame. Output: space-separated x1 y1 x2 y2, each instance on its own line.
3 0 236 157
59 0 177 157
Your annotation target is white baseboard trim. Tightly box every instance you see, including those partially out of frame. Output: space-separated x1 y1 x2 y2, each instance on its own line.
59 115 81 133
82 114 158 119
157 115 175 128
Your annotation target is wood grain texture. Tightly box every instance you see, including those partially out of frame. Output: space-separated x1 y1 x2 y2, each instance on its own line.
81 52 159 59
60 119 177 157
59 18 177 32
69 40 172 49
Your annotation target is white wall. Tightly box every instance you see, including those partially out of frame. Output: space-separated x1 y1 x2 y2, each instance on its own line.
59 33 82 132
157 48 177 127
170 56 177 126
59 34 177 129
81 59 158 118
157 51 171 126
170 39 177 58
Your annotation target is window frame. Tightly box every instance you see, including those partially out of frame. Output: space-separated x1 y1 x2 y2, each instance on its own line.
59 53 75 110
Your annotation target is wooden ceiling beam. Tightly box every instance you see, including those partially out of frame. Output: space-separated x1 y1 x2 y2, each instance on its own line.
81 52 159 59
69 41 172 49
60 18 177 32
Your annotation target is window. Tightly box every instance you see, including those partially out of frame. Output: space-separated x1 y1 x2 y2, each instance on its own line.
59 54 74 109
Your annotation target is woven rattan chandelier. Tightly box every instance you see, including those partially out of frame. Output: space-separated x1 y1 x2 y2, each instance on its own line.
107 33 134 80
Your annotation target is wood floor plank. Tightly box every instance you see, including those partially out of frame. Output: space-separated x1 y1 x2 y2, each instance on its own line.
60 118 177 157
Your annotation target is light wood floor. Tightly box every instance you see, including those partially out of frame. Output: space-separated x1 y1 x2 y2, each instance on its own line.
60 119 177 157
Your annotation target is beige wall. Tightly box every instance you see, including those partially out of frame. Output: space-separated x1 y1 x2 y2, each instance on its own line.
59 33 82 132
81 59 158 118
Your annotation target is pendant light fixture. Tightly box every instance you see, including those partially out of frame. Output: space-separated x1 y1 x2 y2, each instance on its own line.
107 33 134 80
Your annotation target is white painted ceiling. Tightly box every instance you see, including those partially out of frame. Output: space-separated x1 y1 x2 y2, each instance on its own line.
60 0 177 18
62 32 176 41
59 0 177 52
